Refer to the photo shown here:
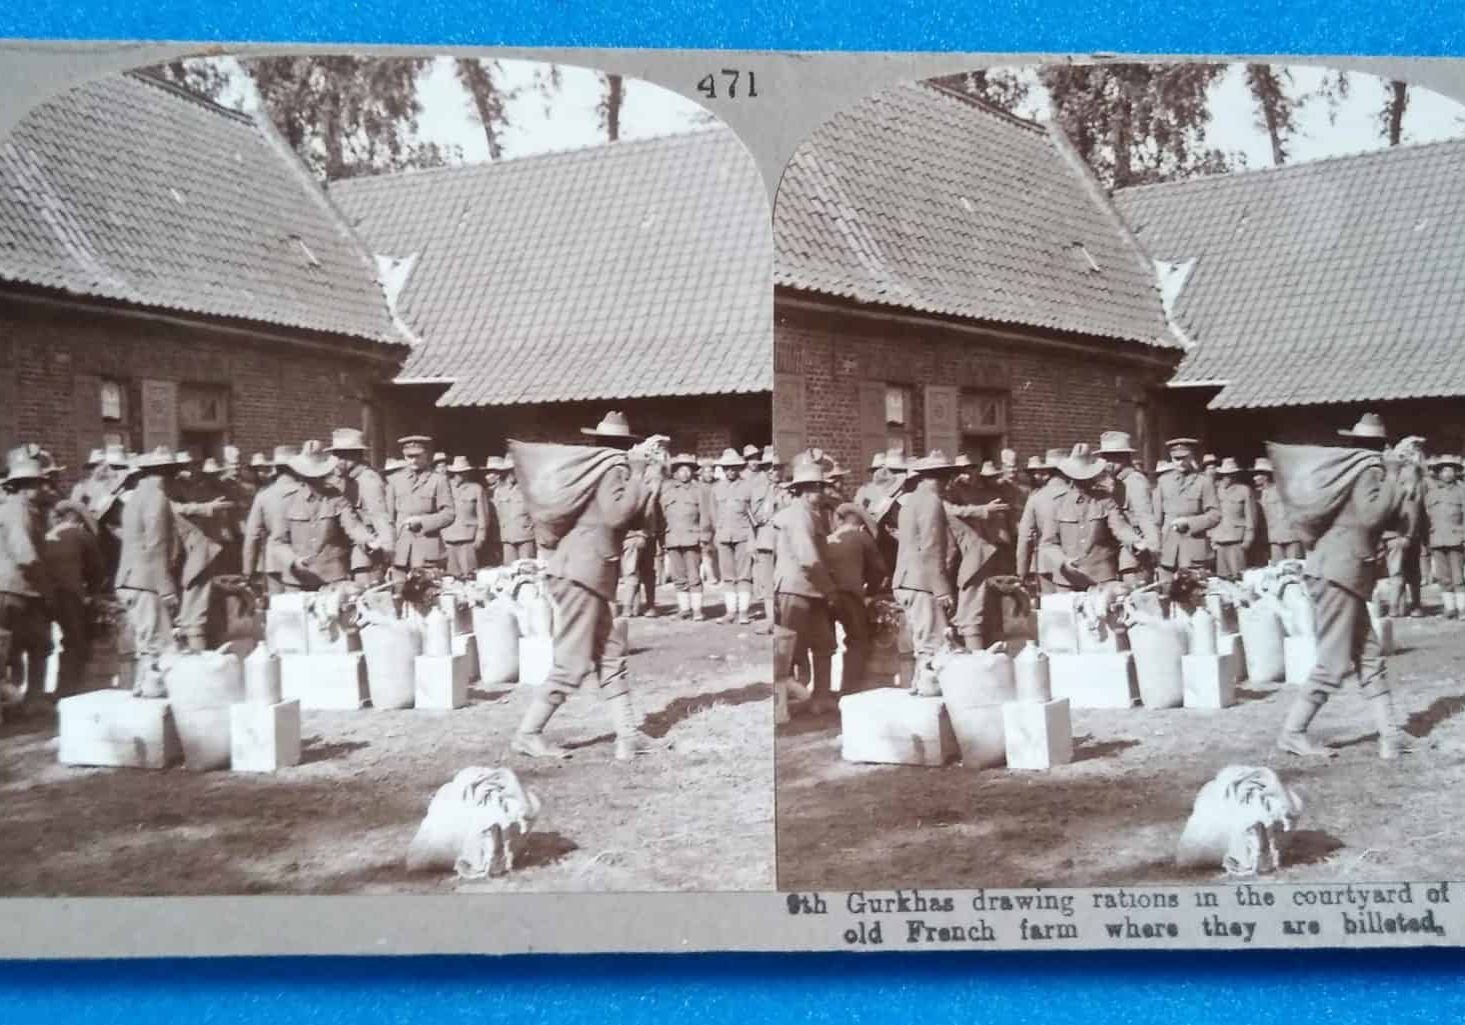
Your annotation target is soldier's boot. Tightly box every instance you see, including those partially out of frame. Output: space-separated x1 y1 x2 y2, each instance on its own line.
1370 691 1415 760
1455 590 1465 624
510 692 571 759
134 658 167 700
840 644 866 697
736 591 753 626
1277 692 1336 758
690 591 706 622
20 650 51 716
757 598 775 635
642 583 659 618
808 654 837 717
675 592 692 620
774 626 807 724
608 691 671 761
720 592 738 624
1444 591 1458 620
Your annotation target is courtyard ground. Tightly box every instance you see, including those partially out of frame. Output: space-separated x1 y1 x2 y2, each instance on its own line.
0 591 773 896
777 614 1465 891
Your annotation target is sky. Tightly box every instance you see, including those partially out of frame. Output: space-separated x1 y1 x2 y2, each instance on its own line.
996 63 1465 169
208 56 715 162
204 57 1465 170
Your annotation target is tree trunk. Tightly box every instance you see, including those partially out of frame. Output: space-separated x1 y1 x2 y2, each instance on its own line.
456 59 504 160
605 73 624 142
1386 80 1408 146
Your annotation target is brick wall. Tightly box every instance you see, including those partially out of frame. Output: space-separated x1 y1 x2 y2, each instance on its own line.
0 294 402 489
1201 400 1465 464
428 394 772 464
774 297 1181 475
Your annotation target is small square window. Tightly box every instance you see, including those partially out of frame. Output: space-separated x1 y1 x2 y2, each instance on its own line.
100 379 123 421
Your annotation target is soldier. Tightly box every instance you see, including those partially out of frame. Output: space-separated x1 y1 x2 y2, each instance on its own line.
1380 500 1426 621
893 451 960 693
1425 454 1465 619
116 447 182 697
432 451 449 474
1253 458 1304 564
742 444 763 478
694 457 720 587
68 448 114 513
1015 448 1070 587
947 461 1010 648
243 444 298 595
1025 453 1054 493
1279 413 1413 760
854 452 889 512
88 445 134 583
385 435 455 582
261 443 378 592
825 500 887 693
772 461 839 715
1030 445 1144 593
0 455 54 717
510 412 663 761
711 446 757 625
1098 431 1159 586
1153 437 1221 585
43 499 104 699
168 454 233 651
249 451 274 487
442 456 489 579
322 428 391 586
488 456 537 565
217 447 256 576
1212 457 1257 582
660 453 713 620
749 447 786 633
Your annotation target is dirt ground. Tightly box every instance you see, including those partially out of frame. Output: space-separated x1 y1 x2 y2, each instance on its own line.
777 613 1465 891
0 590 773 896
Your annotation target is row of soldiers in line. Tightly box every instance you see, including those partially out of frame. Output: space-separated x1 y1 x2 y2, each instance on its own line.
766 415 1423 759
0 420 789 719
760 431 1352 712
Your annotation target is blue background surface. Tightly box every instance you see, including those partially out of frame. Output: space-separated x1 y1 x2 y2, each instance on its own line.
3 0 1465 1017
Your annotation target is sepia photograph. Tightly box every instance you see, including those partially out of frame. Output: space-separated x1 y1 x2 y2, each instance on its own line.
771 61 1465 892
0 53 776 895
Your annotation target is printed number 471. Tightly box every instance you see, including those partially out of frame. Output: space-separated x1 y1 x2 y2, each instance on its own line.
697 70 758 99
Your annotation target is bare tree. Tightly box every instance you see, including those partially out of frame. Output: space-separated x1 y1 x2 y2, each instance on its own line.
1380 80 1410 146
453 59 516 160
598 73 625 142
1244 64 1300 166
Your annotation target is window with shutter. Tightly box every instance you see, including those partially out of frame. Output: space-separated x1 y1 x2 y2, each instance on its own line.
923 384 960 458
774 371 808 462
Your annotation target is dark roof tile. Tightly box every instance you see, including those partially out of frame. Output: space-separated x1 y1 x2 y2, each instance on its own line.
0 72 400 345
773 82 1177 350
1115 138 1465 409
332 128 772 407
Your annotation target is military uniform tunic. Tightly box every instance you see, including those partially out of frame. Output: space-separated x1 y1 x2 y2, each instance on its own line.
385 467 456 574
442 477 490 577
492 479 537 563
659 477 713 592
1211 479 1257 580
1425 477 1465 589
1153 470 1221 578
1259 483 1304 562
711 475 757 585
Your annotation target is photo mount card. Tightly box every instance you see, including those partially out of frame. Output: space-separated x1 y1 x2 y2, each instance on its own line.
1 41 1464 957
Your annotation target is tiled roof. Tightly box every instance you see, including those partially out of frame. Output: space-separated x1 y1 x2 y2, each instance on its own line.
0 72 400 346
331 128 772 407
774 81 1177 350
1116 138 1465 409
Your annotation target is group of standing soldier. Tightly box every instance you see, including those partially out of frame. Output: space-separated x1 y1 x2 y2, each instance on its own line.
767 415 1444 761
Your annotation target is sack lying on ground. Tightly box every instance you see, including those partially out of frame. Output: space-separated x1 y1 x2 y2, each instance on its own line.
406 766 543 880
509 440 629 547
1176 765 1303 877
